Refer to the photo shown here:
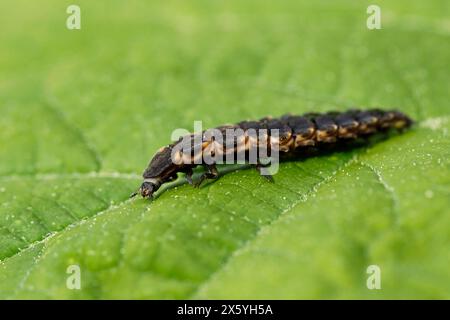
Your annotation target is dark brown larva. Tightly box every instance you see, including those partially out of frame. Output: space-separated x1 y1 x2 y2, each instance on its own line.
131 109 413 199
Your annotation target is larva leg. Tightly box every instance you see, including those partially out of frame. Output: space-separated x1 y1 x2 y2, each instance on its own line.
184 168 194 186
167 173 178 182
194 164 219 188
255 162 274 183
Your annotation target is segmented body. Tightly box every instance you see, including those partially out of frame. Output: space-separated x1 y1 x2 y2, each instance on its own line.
134 109 412 198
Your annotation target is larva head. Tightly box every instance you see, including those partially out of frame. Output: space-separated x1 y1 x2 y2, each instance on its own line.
140 180 160 198
131 146 178 199
130 179 162 199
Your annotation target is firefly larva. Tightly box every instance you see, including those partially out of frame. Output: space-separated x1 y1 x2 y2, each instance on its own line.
131 109 412 199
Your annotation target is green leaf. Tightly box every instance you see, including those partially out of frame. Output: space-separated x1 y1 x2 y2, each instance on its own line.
0 0 448 299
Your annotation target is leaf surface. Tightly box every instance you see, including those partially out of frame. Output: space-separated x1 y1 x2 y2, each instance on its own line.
0 0 448 299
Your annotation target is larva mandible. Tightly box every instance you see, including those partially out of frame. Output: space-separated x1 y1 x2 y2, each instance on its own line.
131 109 413 199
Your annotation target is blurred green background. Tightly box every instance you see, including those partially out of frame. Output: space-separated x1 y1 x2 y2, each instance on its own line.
0 0 449 299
